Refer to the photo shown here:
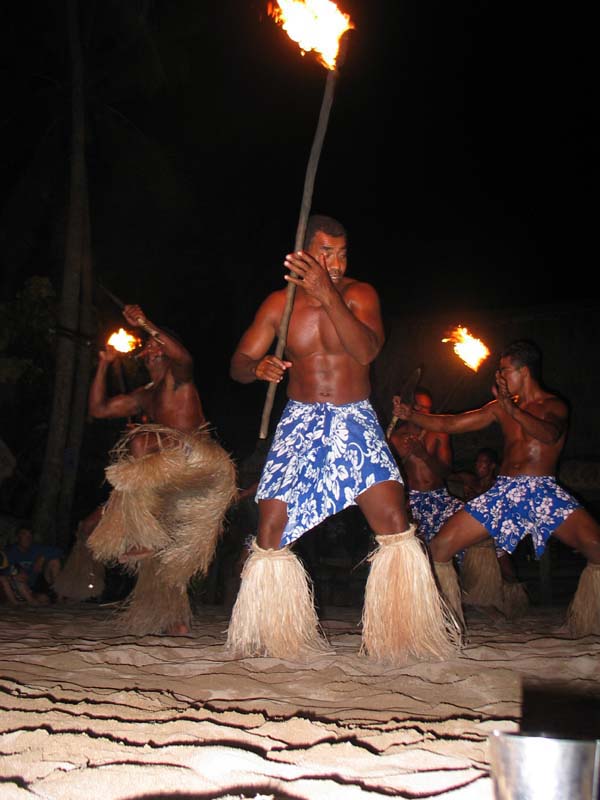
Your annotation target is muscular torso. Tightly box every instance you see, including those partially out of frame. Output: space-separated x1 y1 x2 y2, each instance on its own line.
496 397 565 477
135 372 205 433
391 423 449 491
281 281 372 404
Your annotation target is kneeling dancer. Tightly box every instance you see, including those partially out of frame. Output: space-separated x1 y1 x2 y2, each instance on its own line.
394 339 600 636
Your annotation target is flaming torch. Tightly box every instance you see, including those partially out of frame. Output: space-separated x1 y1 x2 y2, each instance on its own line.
442 325 490 372
438 325 490 411
106 328 141 402
107 328 141 355
259 0 354 440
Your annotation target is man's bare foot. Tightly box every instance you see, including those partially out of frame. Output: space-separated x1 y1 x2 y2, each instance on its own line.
118 547 155 563
165 622 190 635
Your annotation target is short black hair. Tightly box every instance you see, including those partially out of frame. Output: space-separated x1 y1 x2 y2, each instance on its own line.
304 214 347 248
413 386 433 403
501 339 542 381
476 447 498 463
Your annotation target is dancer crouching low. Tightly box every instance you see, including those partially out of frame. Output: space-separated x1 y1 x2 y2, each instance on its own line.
394 339 600 637
87 303 237 636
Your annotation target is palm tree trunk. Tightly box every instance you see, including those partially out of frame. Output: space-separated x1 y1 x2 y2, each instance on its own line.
32 0 86 544
56 174 95 550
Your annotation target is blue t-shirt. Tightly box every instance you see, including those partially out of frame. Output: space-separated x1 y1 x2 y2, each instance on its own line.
4 543 63 586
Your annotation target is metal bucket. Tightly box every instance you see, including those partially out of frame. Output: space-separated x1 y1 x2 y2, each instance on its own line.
488 731 600 800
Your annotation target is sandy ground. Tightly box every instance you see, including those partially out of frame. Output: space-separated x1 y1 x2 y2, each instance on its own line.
1 601 599 800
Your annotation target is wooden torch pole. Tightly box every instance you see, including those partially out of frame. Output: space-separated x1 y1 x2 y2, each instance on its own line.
259 32 351 440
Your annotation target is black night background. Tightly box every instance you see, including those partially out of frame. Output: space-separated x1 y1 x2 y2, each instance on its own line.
0 0 596 535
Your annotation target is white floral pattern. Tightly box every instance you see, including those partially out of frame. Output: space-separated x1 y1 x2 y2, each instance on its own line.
256 399 403 546
409 487 467 567
409 488 464 543
465 475 580 558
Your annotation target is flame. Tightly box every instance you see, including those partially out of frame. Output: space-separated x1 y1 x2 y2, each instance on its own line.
107 328 141 354
268 0 354 70
442 325 490 372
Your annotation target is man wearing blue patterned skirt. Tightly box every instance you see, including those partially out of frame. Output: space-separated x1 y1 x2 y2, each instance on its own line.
394 339 600 636
226 215 459 663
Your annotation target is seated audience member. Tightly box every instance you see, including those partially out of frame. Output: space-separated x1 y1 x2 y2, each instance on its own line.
2 525 63 604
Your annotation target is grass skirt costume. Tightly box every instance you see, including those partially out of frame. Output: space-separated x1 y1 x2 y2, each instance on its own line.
88 423 237 635
53 518 105 602
227 400 460 662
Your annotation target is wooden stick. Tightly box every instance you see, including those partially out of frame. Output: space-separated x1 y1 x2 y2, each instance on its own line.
436 373 468 414
99 283 163 343
385 416 399 441
259 33 351 440
385 366 423 439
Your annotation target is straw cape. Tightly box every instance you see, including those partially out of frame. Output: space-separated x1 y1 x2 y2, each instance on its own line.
88 423 237 634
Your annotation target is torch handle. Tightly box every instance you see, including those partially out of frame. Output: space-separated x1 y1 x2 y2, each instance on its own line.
385 416 399 440
259 56 343 441
98 283 125 310
136 317 163 343
99 284 163 343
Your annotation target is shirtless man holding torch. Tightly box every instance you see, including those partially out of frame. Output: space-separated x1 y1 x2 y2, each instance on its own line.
87 304 236 636
88 304 206 456
226 215 458 664
394 339 600 636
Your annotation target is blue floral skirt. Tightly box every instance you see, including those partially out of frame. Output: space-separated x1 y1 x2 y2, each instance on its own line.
465 475 580 558
409 488 464 543
256 399 403 546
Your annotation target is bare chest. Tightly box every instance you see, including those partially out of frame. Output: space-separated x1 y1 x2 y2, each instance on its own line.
284 301 344 359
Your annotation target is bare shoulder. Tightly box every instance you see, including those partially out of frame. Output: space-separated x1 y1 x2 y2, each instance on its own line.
258 288 287 316
478 398 502 422
263 287 287 305
243 289 286 332
341 278 380 304
540 391 568 418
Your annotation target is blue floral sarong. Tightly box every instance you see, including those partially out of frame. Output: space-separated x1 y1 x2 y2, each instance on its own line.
256 399 403 547
464 475 580 558
409 488 463 544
